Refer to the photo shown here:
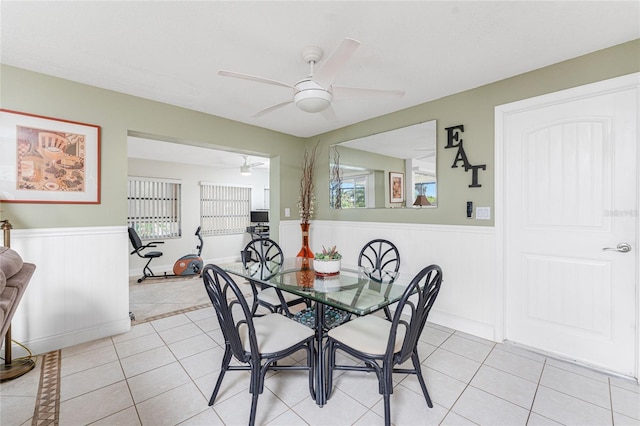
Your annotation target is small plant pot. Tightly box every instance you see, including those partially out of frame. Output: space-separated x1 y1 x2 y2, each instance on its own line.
314 259 341 277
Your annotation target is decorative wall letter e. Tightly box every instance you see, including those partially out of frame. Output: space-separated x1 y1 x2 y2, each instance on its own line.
444 124 486 188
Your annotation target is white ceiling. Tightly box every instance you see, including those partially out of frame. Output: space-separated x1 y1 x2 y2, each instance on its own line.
127 136 270 170
2 1 638 141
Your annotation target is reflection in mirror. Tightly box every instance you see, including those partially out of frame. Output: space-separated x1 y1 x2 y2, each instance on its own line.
330 120 437 209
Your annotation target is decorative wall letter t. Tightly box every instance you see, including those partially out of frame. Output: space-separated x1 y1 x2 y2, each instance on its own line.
444 124 487 188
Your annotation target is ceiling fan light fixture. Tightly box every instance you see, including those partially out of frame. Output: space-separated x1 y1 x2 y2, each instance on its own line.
240 164 252 176
294 80 333 113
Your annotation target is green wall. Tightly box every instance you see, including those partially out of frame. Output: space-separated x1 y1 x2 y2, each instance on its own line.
310 39 640 225
1 39 638 228
0 65 302 229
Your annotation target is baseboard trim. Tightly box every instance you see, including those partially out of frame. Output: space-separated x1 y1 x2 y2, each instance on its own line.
20 319 130 356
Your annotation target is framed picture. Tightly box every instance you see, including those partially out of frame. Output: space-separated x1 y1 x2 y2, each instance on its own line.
0 109 101 204
389 171 405 203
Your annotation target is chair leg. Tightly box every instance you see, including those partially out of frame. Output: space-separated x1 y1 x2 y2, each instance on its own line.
249 392 259 426
308 344 316 400
411 352 433 408
380 360 394 426
383 306 392 321
383 392 391 426
209 346 232 406
370 360 386 395
248 362 263 426
326 340 335 399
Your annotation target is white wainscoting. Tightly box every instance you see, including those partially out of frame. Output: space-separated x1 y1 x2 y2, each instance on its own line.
7 226 130 355
4 222 496 355
280 220 497 341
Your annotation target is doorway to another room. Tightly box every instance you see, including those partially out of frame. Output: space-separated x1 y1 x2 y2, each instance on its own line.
127 136 270 322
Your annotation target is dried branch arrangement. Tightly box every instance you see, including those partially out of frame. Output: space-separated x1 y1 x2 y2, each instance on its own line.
330 145 342 209
298 142 319 224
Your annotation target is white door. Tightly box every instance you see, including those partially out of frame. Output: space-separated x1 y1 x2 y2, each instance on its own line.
499 74 638 376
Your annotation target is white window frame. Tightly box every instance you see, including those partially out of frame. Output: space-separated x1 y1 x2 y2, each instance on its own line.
340 173 371 208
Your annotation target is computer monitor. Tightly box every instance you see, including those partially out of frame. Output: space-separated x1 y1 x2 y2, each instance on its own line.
250 210 269 223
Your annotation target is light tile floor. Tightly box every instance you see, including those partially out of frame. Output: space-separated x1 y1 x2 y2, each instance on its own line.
128 275 210 323
1 279 639 425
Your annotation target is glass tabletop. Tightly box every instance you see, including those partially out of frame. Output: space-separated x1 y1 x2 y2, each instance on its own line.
222 257 410 316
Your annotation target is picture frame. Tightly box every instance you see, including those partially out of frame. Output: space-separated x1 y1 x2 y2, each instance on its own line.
0 109 101 204
389 171 405 203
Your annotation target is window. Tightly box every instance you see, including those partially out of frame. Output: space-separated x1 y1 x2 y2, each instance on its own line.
128 177 181 239
414 181 437 206
334 174 370 208
200 183 251 235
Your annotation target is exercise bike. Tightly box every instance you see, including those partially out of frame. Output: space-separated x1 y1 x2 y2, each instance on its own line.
172 226 204 276
128 226 204 283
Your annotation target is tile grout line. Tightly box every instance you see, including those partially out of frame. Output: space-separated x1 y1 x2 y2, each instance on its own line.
608 377 615 426
438 340 496 424
31 350 61 426
524 357 547 425
117 336 144 426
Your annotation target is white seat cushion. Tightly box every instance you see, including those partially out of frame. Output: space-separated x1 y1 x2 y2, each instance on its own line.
328 315 405 355
239 313 314 354
257 287 302 305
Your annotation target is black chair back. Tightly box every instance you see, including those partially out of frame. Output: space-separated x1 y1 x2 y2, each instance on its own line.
390 264 442 364
202 264 257 362
358 239 400 273
243 237 284 267
128 227 144 251
241 238 306 316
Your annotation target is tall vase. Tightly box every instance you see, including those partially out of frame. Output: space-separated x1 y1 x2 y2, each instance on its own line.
296 222 314 258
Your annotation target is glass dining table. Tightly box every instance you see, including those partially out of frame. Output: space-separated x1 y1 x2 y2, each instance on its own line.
222 257 412 406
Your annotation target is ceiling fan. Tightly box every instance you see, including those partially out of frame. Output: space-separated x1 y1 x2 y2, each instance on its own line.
240 155 264 176
218 38 404 119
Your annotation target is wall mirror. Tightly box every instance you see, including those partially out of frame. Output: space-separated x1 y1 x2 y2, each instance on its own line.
329 120 437 209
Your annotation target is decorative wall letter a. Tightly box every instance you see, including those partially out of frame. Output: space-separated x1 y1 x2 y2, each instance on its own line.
444 124 486 188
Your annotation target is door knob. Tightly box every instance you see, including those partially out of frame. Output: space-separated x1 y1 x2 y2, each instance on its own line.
602 243 632 253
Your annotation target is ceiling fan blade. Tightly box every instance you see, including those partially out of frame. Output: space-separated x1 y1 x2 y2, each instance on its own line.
248 162 265 168
312 38 360 88
218 70 294 89
321 105 337 121
251 100 293 117
332 85 405 99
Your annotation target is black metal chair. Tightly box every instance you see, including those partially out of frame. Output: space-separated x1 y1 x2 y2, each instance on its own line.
202 264 315 426
326 264 443 426
358 238 400 274
293 239 403 330
358 239 401 320
127 227 165 283
243 238 309 317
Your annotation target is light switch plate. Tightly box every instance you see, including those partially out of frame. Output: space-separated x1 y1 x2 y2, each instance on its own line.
476 206 491 220
284 207 291 217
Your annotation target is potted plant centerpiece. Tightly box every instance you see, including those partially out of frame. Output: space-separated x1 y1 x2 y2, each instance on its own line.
314 246 342 276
